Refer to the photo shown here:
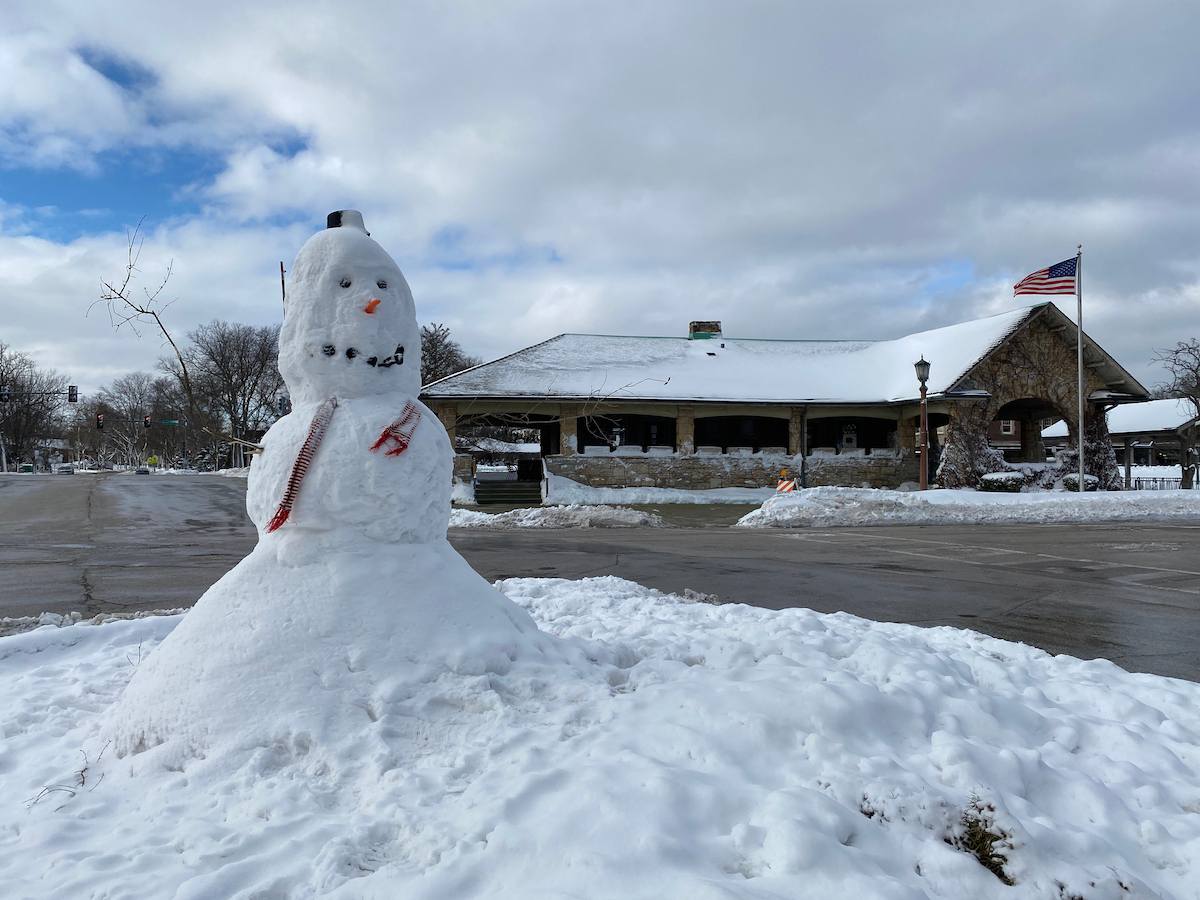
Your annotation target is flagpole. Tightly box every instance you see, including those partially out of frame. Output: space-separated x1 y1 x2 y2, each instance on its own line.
1076 245 1084 493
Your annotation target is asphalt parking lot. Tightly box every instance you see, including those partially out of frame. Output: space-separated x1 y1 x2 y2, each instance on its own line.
3 472 1198 680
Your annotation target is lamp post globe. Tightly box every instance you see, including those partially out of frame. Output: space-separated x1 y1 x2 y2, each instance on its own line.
914 356 931 386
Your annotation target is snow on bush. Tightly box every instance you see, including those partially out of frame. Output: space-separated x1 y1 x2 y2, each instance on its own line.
450 503 664 528
737 485 1200 528
1062 472 1100 492
979 471 1026 492
2 578 1199 898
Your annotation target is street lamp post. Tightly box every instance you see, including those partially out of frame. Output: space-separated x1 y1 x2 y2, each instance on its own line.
914 357 931 491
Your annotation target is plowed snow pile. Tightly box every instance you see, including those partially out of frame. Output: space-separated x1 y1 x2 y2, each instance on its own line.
450 504 664 528
3 577 1198 900
738 486 1200 528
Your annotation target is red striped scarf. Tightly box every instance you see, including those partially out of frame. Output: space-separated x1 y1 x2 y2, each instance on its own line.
368 401 421 457
266 397 338 533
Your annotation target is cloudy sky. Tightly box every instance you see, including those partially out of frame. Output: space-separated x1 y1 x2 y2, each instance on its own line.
2 1 1198 395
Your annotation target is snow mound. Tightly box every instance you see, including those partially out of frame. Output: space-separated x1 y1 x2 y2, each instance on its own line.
450 503 664 528
103 534 578 760
737 485 1200 528
5 577 1199 899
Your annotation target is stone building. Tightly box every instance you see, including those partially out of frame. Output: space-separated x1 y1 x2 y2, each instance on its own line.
422 302 1148 491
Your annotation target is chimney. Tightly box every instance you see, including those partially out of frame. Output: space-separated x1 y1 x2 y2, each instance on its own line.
688 320 721 340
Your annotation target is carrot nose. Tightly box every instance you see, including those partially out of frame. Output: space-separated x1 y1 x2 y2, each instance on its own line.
364 298 381 314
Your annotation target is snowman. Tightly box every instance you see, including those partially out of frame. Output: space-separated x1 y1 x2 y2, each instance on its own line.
107 212 567 760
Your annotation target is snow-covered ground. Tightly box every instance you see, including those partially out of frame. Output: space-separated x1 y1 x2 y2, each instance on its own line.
151 467 252 478
738 486 1200 529
2 576 1198 899
449 504 663 529
546 473 777 505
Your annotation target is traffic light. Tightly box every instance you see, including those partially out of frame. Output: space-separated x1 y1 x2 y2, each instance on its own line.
68 385 78 403
144 415 152 428
0 385 8 403
96 413 104 430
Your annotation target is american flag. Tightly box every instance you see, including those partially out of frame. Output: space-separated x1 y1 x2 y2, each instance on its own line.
1013 257 1078 296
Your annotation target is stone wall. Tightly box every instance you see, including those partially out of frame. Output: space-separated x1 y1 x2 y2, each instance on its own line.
546 450 918 490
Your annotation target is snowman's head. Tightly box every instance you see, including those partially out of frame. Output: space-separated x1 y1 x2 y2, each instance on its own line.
279 211 421 403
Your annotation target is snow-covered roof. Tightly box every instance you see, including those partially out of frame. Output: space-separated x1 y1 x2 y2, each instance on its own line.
1043 398 1200 438
425 305 1059 405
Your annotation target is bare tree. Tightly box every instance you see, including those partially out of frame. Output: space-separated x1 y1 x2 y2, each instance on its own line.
421 323 481 386
1155 339 1200 417
97 372 157 466
1154 338 1200 488
0 344 68 470
96 221 266 464
163 321 283 467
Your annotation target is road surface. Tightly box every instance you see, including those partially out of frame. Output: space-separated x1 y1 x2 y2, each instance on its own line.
3 472 1198 680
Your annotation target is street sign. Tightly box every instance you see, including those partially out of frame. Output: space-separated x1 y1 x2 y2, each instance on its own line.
162 420 180 426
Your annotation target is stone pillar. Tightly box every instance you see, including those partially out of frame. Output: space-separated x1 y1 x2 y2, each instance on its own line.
936 399 1006 489
896 415 917 453
452 453 475 484
559 404 579 456
1182 427 1196 490
1019 416 1045 462
788 407 806 456
677 405 695 455
436 404 457 445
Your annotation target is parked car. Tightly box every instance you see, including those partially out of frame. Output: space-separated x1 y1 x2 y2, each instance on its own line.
55 464 75 474
135 467 150 475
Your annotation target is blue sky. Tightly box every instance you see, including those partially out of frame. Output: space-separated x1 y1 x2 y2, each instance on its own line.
3 1 1199 395
3 147 221 242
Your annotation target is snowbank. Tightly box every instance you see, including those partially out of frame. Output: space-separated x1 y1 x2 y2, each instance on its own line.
547 473 776 505
3 577 1198 898
450 503 664 528
450 479 475 504
0 607 186 638
737 486 1200 528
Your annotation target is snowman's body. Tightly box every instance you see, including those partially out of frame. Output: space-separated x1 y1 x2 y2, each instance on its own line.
107 212 566 759
247 395 451 545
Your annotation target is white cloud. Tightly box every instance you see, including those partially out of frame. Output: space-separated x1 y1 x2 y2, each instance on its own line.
1 0 1198 396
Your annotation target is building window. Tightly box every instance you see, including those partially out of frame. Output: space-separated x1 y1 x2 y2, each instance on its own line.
1000 420 1015 435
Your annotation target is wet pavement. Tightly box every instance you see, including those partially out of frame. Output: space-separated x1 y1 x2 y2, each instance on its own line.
3 473 1198 681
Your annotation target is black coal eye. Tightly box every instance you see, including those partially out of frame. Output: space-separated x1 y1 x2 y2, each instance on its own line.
346 348 358 359
322 344 336 357
376 279 387 290
340 277 352 288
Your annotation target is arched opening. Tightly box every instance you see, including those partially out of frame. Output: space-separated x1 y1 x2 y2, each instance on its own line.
989 398 1065 463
